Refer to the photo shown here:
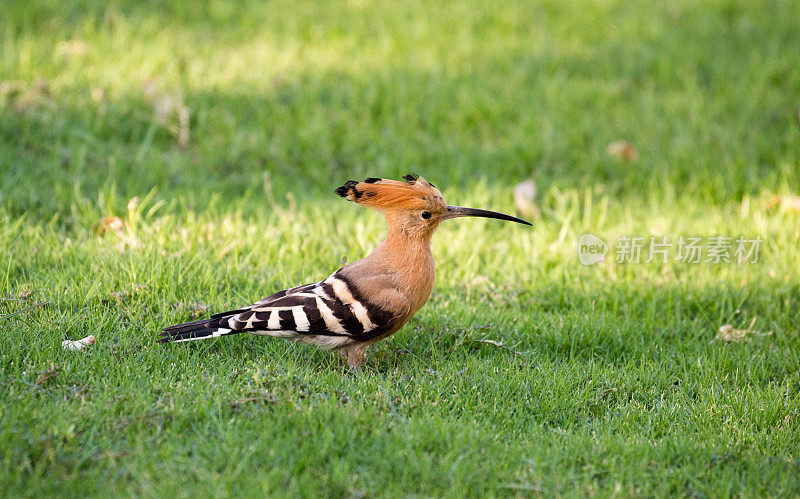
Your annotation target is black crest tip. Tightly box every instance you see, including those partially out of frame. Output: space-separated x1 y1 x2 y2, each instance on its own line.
334 180 358 197
402 173 418 183
335 180 362 199
364 177 381 183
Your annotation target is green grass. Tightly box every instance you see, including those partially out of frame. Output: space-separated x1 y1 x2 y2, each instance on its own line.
2 0 800 496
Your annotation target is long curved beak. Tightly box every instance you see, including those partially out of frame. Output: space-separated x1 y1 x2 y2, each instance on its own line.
443 205 532 226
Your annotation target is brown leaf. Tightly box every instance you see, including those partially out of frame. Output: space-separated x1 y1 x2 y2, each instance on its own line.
765 194 800 213
97 216 124 235
606 140 639 162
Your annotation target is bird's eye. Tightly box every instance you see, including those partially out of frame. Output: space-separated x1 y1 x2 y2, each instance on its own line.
421 211 432 220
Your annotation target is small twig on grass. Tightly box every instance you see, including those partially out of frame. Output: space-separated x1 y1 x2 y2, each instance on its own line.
464 337 531 357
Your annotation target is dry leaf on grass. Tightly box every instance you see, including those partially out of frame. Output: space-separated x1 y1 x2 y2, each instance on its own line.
606 140 639 162
513 180 539 219
765 194 800 213
62 335 95 352
716 318 771 343
96 215 124 235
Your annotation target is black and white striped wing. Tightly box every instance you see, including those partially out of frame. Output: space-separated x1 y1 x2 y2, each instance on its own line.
159 272 397 347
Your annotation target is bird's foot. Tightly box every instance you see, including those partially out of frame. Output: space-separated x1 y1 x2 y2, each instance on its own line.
347 349 363 370
339 348 364 371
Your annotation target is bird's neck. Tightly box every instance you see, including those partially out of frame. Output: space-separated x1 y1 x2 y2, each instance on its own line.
381 226 433 262
372 226 436 310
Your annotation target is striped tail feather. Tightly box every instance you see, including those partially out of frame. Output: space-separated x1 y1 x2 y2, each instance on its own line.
158 312 244 343
159 272 397 347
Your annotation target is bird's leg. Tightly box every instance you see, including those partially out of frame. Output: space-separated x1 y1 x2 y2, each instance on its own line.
346 348 363 370
336 348 363 370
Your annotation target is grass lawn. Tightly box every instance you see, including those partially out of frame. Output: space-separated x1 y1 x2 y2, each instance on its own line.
2 0 800 495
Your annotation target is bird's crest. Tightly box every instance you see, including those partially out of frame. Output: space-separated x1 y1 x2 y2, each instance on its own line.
335 174 446 212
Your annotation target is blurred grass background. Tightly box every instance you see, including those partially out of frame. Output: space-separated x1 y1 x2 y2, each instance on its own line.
1 0 800 496
3 0 799 217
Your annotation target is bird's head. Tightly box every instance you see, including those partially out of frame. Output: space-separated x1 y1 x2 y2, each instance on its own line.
335 174 531 239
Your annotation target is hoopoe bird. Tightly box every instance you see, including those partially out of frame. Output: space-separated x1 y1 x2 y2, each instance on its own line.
159 175 531 368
